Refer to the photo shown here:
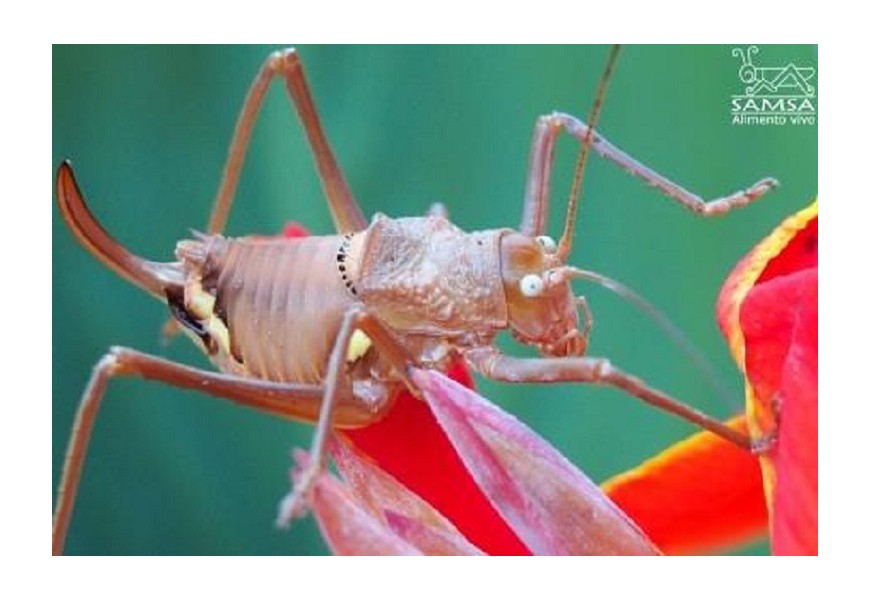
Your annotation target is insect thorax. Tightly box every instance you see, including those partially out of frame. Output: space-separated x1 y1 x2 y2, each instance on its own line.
355 215 509 342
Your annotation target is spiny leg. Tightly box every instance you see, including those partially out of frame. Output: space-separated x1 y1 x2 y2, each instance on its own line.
464 346 752 450
276 306 422 526
519 111 779 237
52 346 385 556
207 48 366 236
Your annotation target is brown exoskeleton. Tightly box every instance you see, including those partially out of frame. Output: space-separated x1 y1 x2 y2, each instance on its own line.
53 46 777 555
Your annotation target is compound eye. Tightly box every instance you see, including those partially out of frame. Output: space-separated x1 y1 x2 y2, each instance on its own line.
520 274 545 297
535 235 557 253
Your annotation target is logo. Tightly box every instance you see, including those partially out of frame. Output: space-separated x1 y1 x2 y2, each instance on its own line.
730 46 816 126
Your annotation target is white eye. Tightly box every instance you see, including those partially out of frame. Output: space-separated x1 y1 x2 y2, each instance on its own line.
535 235 557 253
520 274 545 297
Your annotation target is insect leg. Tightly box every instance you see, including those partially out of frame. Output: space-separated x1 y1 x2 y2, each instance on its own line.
519 112 779 235
52 346 387 555
276 306 421 526
206 48 366 236
520 115 560 236
464 346 752 450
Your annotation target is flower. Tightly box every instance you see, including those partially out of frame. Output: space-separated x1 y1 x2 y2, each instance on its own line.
602 200 818 555
716 200 818 555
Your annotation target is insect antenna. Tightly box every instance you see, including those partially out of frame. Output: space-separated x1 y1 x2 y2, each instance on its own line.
557 45 622 262
560 266 740 410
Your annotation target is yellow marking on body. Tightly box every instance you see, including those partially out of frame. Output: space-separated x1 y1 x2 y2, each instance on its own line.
187 285 216 320
206 315 232 357
347 329 373 363
183 280 232 359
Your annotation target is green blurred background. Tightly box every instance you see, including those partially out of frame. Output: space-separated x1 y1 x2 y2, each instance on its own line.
52 45 817 555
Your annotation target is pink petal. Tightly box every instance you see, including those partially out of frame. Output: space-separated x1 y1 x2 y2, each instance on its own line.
295 451 421 555
383 510 484 555
413 368 659 555
331 436 483 555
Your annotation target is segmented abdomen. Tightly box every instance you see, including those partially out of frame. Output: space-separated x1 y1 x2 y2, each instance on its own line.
214 235 352 384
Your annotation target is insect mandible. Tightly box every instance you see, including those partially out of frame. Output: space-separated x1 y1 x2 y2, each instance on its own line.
53 46 779 555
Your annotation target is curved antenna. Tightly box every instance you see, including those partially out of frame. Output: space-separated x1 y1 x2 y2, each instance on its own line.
558 266 739 410
557 45 622 262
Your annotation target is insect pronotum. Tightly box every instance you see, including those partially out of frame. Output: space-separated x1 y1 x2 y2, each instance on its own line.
53 46 781 555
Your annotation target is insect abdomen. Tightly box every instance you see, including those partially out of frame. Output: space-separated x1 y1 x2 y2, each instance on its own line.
212 235 353 384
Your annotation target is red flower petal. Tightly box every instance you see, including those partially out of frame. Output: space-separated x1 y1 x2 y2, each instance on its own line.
414 368 659 555
716 200 818 555
602 416 767 554
756 215 818 284
717 201 818 372
741 268 817 555
282 221 310 238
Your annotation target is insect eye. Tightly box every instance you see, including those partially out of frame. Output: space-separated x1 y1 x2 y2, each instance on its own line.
535 236 557 253
520 274 545 298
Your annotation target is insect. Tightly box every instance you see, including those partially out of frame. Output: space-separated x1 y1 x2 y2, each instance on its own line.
58 44 792 556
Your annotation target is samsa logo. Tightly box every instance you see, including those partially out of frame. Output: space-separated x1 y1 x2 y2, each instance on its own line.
730 46 817 126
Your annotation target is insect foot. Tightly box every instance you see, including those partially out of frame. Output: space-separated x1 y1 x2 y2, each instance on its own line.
275 449 320 528
750 431 778 456
701 177 780 216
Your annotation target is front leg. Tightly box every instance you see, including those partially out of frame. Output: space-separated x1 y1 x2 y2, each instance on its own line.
519 112 779 237
464 346 751 451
